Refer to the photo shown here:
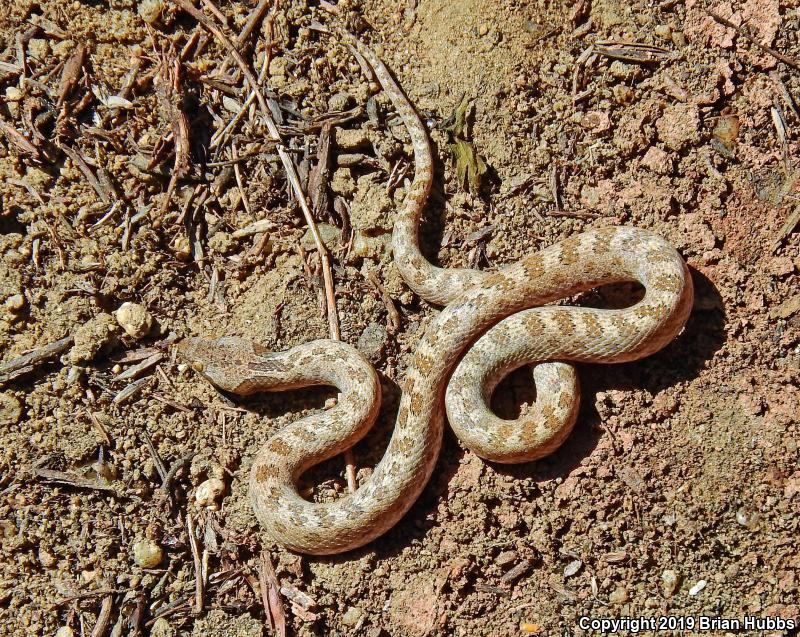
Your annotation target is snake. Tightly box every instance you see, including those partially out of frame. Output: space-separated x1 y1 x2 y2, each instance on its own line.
176 31 694 555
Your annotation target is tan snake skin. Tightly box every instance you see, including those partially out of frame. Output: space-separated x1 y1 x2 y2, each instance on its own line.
176 32 694 554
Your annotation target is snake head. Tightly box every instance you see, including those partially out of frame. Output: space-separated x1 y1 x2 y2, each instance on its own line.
175 336 270 394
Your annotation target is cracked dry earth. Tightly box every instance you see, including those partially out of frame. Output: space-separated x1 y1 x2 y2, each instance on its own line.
0 0 799 636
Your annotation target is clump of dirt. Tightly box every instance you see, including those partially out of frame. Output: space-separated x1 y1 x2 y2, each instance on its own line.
0 0 798 635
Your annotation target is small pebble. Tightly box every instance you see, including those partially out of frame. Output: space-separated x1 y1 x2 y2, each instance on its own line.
661 569 680 597
609 586 629 604
172 235 192 261
563 559 583 578
138 0 164 24
671 31 687 47
688 579 707 596
0 392 22 426
208 231 235 255
195 477 225 508
4 86 23 102
713 114 740 147
735 506 760 529
4 293 26 312
612 85 634 104
132 539 163 568
115 302 153 339
54 628 75 637
357 322 389 363
151 617 176 637
39 547 57 568
335 128 370 150
328 91 353 111
654 24 672 40
341 606 364 626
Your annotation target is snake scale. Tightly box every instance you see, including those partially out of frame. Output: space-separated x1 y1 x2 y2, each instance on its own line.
177 31 694 555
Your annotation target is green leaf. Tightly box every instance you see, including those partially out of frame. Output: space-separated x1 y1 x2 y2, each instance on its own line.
443 96 487 193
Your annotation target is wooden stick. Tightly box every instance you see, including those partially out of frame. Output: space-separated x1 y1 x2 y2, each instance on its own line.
186 514 204 614
168 0 354 486
258 551 286 637
168 0 340 339
0 335 72 385
707 10 800 69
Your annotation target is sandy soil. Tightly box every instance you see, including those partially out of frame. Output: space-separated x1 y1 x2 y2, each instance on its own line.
0 0 798 635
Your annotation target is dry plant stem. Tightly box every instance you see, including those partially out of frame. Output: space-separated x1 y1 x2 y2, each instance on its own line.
707 10 800 69
258 551 286 637
186 514 204 614
167 0 340 339
167 0 352 485
232 144 252 215
34 468 116 493
0 119 41 159
0 335 73 385
217 0 272 75
89 593 113 637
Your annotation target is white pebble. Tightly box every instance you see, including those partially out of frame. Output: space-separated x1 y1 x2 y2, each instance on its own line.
55 628 75 637
115 302 153 339
688 579 707 596
195 477 225 508
132 538 163 568
563 559 583 578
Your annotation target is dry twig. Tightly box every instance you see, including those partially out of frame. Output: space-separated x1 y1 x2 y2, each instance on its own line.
258 551 286 637
187 513 204 614
707 10 800 69
0 335 73 385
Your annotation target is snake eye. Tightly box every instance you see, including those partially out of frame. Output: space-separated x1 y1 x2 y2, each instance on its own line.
191 360 205 373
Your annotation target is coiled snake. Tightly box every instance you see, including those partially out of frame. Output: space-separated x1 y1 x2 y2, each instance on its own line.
177 32 693 555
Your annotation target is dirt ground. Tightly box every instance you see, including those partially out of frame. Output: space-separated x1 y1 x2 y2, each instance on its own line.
0 0 799 635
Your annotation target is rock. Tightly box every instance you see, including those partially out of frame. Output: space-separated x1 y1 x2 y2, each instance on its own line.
656 103 701 151
69 313 118 364
4 86 22 102
301 223 341 252
330 167 356 197
641 146 673 174
4 293 26 313
654 24 672 40
671 31 687 47
341 606 364 627
28 38 50 60
688 579 707 596
736 506 760 530
172 235 192 261
335 128 370 150
563 559 583 578
328 91 353 111
609 586 629 604
195 478 225 509
192 610 263 637
208 231 236 255
350 174 393 235
115 302 153 339
132 539 163 568
713 114 740 147
138 0 164 24
269 56 287 77
0 393 22 426
151 617 176 637
38 547 57 568
350 232 390 260
661 569 680 597
54 628 75 637
612 85 634 104
357 322 389 362
581 110 612 134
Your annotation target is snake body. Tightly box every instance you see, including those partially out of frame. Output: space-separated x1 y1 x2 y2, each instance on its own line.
177 33 693 554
